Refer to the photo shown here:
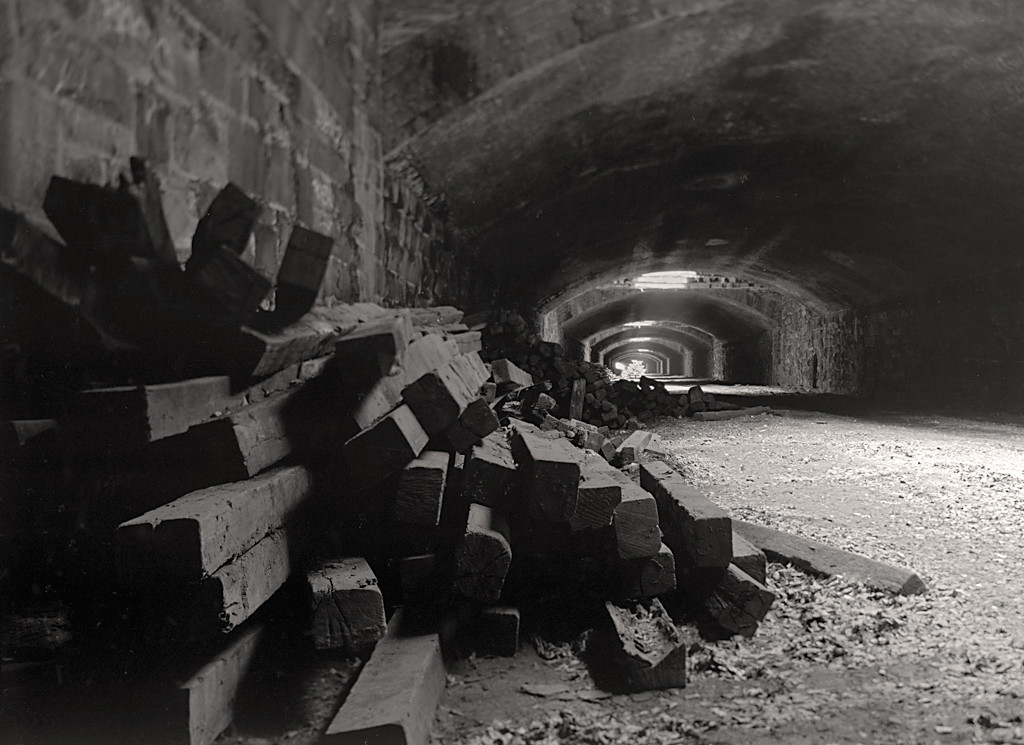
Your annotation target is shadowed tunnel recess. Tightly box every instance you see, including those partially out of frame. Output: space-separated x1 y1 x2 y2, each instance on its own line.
383 0 1024 405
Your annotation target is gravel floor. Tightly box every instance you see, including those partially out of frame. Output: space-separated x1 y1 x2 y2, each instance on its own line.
440 407 1024 745
654 409 1024 744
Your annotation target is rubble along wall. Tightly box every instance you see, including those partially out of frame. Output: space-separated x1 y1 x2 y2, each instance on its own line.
0 0 458 306
719 264 1024 412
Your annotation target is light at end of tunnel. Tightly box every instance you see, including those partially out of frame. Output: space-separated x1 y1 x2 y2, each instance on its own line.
633 271 700 290
624 320 659 328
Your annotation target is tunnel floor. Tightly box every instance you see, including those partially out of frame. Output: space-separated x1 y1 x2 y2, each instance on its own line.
432 404 1024 745
8 402 1020 745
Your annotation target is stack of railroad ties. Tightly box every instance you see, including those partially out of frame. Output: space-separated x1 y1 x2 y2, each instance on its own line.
106 306 774 745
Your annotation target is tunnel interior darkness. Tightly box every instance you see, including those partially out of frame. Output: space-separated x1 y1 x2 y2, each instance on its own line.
386 0 1024 409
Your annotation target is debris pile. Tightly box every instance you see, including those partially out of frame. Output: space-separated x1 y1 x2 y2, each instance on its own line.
479 310 761 427
1 168 776 745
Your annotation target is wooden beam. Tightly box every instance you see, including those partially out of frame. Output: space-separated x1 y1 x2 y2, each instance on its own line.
169 623 264 745
306 557 387 654
273 226 333 323
342 404 429 491
462 432 519 513
194 527 292 634
693 406 772 421
229 303 386 379
612 479 662 560
489 359 533 393
117 465 312 585
189 183 260 263
394 451 449 527
698 564 776 638
75 376 235 445
596 599 687 692
186 388 297 480
731 530 767 585
334 314 416 385
615 430 652 466
452 504 512 603
322 611 446 745
615 543 676 599
733 519 926 595
186 244 273 325
639 460 732 569
509 426 580 523
569 460 621 532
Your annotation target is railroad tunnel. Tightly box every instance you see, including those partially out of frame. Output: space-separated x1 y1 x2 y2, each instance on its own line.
382 0 1024 412
3 3 1024 743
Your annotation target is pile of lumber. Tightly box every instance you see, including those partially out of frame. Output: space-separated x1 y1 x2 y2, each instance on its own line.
479 311 763 427
0 168 780 744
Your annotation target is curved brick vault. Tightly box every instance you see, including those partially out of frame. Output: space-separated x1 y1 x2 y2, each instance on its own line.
382 0 1024 403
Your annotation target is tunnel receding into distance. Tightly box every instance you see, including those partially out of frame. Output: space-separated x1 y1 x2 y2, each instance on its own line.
384 0 1024 411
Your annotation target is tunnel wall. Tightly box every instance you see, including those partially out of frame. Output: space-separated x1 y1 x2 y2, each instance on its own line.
0 0 459 306
722 265 1024 411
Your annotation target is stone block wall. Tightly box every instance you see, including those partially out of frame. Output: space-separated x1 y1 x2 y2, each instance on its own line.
0 0 457 307
721 264 1024 412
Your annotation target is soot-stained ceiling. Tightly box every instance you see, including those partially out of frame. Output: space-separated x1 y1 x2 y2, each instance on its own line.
383 0 1024 361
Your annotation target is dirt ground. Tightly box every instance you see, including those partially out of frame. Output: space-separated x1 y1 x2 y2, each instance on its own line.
433 398 1024 745
6 394 1023 745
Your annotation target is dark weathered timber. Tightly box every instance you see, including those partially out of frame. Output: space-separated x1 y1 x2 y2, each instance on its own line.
186 388 297 480
75 376 235 445
615 543 676 599
166 623 264 745
342 404 429 491
439 419 481 453
731 530 767 585
489 358 534 393
615 430 652 465
640 460 732 569
403 352 487 435
334 314 415 384
193 528 292 634
230 303 386 379
43 175 165 262
733 519 926 595
306 557 387 654
403 362 476 435
510 426 580 522
116 465 312 586
699 564 776 638
190 183 260 263
693 406 772 421
322 610 446 745
187 245 272 325
451 329 482 354
463 432 519 513
459 398 500 439
273 226 334 323
452 504 512 603
394 451 449 527
569 460 622 532
613 479 662 560
597 599 687 692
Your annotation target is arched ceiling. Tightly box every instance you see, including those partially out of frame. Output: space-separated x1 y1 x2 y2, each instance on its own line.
604 340 684 365
384 0 1024 317
590 328 711 357
562 289 777 342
